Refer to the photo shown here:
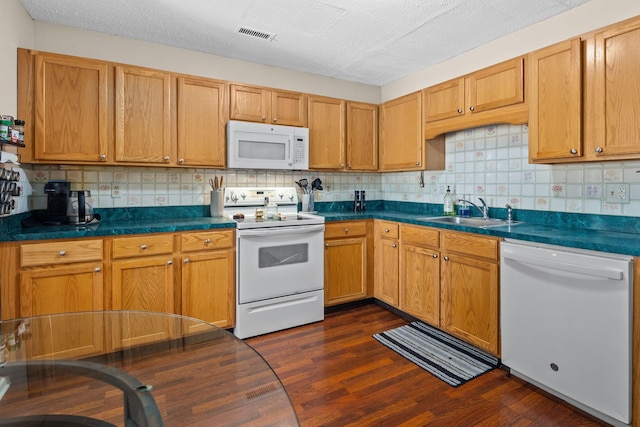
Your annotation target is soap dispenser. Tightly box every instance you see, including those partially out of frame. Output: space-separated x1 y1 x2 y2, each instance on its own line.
443 186 455 216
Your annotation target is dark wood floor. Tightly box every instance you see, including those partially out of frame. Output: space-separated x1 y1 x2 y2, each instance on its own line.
246 303 608 427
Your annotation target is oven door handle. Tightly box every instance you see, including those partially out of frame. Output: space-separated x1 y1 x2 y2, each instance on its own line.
237 224 325 237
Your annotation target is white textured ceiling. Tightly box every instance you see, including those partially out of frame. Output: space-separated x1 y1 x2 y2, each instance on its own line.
19 0 590 86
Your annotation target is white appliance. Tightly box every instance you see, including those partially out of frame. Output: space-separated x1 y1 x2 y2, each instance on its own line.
225 187 324 339
227 120 309 170
500 239 632 426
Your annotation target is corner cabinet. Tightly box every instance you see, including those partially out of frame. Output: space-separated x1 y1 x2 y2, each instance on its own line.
308 96 378 171
18 50 111 163
115 65 172 164
230 84 307 126
379 92 423 171
528 38 582 163
423 56 528 140
324 221 370 306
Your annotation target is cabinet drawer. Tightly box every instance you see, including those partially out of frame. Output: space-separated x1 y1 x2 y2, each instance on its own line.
21 239 103 267
182 230 234 252
440 231 499 260
325 221 367 239
401 224 439 248
112 234 174 259
375 220 399 239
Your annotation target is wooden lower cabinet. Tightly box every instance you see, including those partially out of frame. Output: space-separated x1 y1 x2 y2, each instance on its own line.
18 239 105 359
439 230 500 355
399 225 440 326
181 230 235 331
324 221 369 306
374 220 400 306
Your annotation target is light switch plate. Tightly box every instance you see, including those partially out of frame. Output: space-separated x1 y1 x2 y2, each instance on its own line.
604 183 630 204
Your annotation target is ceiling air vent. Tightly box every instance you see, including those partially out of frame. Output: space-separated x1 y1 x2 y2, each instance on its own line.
237 26 276 41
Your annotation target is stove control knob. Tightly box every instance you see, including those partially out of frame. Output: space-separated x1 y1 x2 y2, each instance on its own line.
289 194 294 201
279 193 284 199
229 192 238 203
241 193 247 200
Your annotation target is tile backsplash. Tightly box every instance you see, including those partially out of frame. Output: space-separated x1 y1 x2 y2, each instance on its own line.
16 124 640 217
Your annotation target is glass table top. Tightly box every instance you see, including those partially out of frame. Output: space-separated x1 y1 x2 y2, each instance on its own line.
0 311 298 426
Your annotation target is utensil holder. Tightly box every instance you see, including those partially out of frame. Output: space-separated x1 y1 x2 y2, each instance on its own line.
301 194 314 212
210 190 224 217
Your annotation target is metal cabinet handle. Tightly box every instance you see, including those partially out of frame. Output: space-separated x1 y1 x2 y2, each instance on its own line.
341 163 345 168
469 106 475 112
273 118 278 123
163 156 170 161
443 256 449 261
348 164 352 169
94 267 101 272
140 244 148 250
415 161 420 166
59 250 66 256
178 158 184 164
261 116 267 121
184 258 190 264
392 243 397 248
205 238 211 244
570 148 577 154
457 108 463 114
384 229 389 233
344 228 349 233
99 154 107 161
432 253 438 259
167 260 173 265
595 147 603 153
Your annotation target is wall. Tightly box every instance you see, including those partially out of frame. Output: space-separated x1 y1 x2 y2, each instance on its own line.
26 123 640 217
382 0 640 101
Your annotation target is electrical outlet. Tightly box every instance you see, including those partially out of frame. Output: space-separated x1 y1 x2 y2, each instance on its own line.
111 183 123 199
605 183 630 204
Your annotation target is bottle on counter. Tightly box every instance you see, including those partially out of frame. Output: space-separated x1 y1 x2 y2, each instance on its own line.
458 195 470 218
443 186 455 216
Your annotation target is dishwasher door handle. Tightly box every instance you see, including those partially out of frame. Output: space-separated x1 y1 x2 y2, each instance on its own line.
503 250 624 280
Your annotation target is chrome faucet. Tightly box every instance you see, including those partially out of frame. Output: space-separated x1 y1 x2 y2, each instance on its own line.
505 204 513 223
457 197 490 219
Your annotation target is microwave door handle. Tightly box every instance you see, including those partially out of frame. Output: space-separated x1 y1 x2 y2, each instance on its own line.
289 136 294 166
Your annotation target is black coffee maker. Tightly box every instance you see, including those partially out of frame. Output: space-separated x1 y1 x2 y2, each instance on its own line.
44 180 70 224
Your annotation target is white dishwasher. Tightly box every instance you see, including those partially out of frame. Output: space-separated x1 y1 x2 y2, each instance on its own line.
500 239 632 426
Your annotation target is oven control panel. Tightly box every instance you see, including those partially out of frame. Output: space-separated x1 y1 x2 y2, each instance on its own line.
224 187 298 207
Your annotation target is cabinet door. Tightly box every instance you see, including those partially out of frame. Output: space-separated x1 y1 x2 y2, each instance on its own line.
529 39 582 162
423 78 465 122
308 95 346 169
20 263 104 359
182 250 235 331
272 90 307 126
229 84 270 123
324 237 367 306
467 57 524 114
379 92 423 171
177 77 227 167
440 253 499 355
34 53 110 162
400 244 440 326
347 102 378 171
374 237 399 306
115 66 171 163
587 18 640 159
111 256 175 348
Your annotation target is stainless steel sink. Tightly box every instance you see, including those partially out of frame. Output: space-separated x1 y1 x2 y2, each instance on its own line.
417 216 523 228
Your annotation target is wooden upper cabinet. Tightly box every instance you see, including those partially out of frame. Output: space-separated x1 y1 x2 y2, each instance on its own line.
529 38 582 163
423 57 527 139
33 52 110 163
424 78 465 122
347 102 378 171
308 96 377 171
177 77 227 167
230 84 307 126
379 92 423 171
308 95 346 169
585 16 640 160
115 65 172 164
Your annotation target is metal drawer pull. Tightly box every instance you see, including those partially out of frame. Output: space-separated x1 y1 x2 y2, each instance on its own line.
94 267 101 272
140 244 148 250
205 239 211 244
384 229 389 233
184 258 190 264
167 260 173 265
392 243 397 248
432 253 438 258
443 256 449 261
59 250 66 256
344 228 349 233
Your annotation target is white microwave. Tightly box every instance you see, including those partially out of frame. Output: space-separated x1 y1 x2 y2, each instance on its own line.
227 120 309 170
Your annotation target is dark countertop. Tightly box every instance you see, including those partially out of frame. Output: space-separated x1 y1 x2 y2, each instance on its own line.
2 202 640 257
